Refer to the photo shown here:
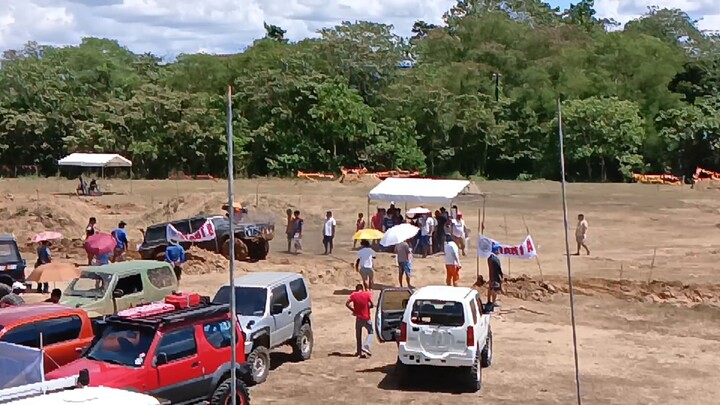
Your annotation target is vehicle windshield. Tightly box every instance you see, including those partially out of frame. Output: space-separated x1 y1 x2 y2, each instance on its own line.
144 226 168 243
212 286 267 316
86 323 155 367
0 241 20 265
65 271 113 298
410 299 465 327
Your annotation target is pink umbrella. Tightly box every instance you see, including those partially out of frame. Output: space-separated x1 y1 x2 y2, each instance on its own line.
84 232 116 256
31 231 63 243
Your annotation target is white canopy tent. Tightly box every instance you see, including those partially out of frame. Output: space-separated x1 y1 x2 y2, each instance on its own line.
367 177 487 276
368 178 473 205
57 153 133 191
58 153 132 168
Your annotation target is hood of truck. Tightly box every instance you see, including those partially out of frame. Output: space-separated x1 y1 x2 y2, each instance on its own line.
46 358 138 387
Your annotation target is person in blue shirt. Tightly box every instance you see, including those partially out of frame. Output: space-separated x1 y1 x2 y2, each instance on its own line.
165 239 186 283
111 221 129 262
34 241 52 293
94 253 110 265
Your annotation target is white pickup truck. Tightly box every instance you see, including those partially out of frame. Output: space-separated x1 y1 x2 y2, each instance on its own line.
375 286 493 392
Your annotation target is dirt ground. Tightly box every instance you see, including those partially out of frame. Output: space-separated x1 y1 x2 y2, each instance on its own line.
2 177 720 404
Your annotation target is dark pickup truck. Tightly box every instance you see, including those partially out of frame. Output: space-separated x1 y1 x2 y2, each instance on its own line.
138 215 275 262
0 234 26 282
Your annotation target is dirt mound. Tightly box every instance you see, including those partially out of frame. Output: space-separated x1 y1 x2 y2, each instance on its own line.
184 247 239 275
503 275 720 307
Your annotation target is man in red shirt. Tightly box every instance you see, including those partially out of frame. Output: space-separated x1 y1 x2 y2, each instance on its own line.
345 284 374 358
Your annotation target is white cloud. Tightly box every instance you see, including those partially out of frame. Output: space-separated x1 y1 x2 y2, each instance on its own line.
0 0 718 56
0 0 456 56
595 0 720 32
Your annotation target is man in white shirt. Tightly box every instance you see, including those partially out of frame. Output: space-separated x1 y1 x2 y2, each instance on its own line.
355 240 376 290
419 212 435 258
444 236 461 286
451 212 468 256
323 211 337 255
574 214 590 255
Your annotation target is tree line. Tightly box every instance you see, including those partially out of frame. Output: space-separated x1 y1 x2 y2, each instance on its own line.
1 0 719 181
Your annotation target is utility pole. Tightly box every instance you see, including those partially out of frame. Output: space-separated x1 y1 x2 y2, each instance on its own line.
492 72 501 102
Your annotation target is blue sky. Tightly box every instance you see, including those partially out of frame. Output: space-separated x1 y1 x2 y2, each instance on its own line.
0 0 718 56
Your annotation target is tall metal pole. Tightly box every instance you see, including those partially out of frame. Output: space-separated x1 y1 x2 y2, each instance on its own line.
493 73 500 102
558 98 582 405
226 85 238 405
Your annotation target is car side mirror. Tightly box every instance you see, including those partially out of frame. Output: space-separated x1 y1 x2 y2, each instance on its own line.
156 352 168 366
271 303 284 315
481 303 492 314
246 320 255 329
113 289 124 298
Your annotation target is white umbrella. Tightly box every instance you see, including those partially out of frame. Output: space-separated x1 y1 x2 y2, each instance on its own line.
407 207 431 215
380 223 420 246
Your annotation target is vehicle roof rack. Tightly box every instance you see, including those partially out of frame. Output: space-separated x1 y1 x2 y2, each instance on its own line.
106 303 230 327
0 369 89 403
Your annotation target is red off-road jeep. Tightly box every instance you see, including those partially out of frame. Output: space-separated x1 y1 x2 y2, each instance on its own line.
46 298 251 405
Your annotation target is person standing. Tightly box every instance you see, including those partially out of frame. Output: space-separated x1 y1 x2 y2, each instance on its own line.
451 212 468 256
355 240 376 290
395 239 413 288
85 217 97 238
35 240 52 293
292 210 304 253
322 211 336 255
444 236 461 286
285 209 295 253
85 217 97 265
165 238 186 283
111 221 129 262
345 284 374 358
353 213 365 249
574 214 590 255
420 212 435 258
487 245 504 311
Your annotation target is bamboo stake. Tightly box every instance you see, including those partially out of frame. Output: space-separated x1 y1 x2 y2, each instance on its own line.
504 214 511 276
648 248 657 282
522 215 543 282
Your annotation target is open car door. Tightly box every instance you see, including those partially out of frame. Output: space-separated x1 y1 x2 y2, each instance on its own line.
375 288 413 343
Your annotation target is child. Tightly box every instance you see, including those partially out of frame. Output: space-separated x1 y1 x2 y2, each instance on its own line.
353 213 365 249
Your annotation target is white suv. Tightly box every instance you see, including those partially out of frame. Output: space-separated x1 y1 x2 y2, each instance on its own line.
375 286 492 392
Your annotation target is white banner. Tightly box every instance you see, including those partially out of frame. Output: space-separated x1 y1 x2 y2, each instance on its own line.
477 235 537 259
166 219 216 242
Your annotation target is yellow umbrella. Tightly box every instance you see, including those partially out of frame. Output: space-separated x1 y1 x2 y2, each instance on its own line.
26 263 81 283
353 229 384 240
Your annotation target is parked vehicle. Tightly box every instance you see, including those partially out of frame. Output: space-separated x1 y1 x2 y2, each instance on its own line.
137 214 274 262
212 272 313 385
0 369 168 404
0 305 95 374
0 235 26 282
46 298 251 405
60 261 178 316
375 286 493 392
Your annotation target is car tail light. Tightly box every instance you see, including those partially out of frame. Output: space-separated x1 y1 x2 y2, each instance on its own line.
399 322 407 342
466 326 474 347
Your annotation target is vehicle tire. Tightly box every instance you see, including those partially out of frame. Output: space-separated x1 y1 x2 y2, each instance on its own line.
209 378 251 405
291 323 313 361
466 352 482 392
394 358 409 387
481 327 492 368
222 238 249 261
246 346 271 385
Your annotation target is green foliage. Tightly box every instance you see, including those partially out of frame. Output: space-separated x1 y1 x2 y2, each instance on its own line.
1 3 720 180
